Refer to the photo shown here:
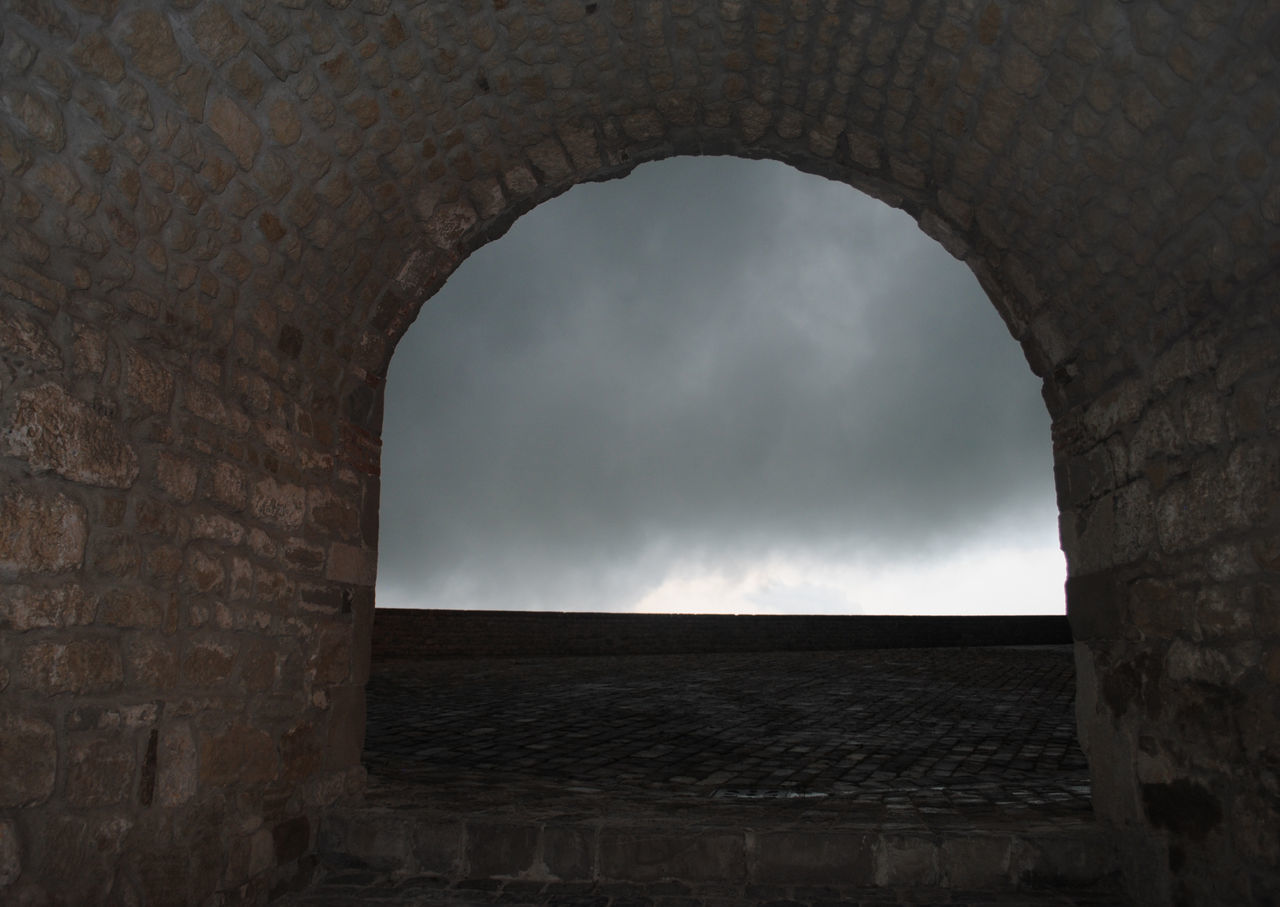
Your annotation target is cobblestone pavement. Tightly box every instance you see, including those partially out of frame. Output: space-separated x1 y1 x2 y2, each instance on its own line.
361 646 1090 818
287 647 1127 905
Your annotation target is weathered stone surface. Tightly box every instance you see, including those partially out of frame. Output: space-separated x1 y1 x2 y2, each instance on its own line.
182 547 225 595
325 542 376 585
308 624 351 686
411 821 465 876
0 714 56 806
0 820 20 887
599 828 746 882
35 813 133 904
0 309 61 367
280 720 319 782
208 97 261 170
209 460 248 511
0 583 92 629
156 722 196 807
124 635 179 689
251 477 306 530
273 815 310 865
307 487 360 539
940 835 1013 888
66 735 135 807
542 825 592 880
0 490 86 574
200 724 276 786
19 639 122 694
183 638 235 687
123 10 182 80
155 451 198 502
125 349 176 414
874 834 940 887
193 3 247 66
465 823 540 879
2 384 139 487
753 831 875 885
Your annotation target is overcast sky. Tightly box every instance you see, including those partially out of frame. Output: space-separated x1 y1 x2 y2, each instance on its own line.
376 157 1065 615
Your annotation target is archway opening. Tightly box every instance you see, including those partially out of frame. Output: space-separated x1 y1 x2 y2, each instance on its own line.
375 156 1065 621
351 161 1089 878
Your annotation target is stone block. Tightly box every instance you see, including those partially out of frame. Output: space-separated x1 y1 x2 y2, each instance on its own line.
20 639 122 695
194 3 248 66
308 624 352 686
324 686 365 771
1011 829 1119 888
268 99 302 146
0 489 87 574
319 812 413 871
157 722 196 807
599 828 746 883
325 542 375 585
543 825 593 881
66 734 135 807
251 476 306 530
3 383 138 488
34 813 133 904
209 97 262 170
241 637 278 692
125 636 180 689
939 835 1012 888
225 826 274 887
124 10 183 80
209 460 248 510
92 531 142 577
273 815 310 864
182 547 226 595
280 720 320 782
200 723 276 786
412 821 465 876
0 582 92 629
751 830 875 885
183 638 236 687
465 822 539 878
96 585 174 629
0 820 20 887
874 834 940 887
125 349 175 414
191 512 247 546
0 713 56 806
307 486 360 539
155 451 198 502
0 308 60 367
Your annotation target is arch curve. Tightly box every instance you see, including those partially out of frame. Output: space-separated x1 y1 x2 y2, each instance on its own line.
0 2 1277 904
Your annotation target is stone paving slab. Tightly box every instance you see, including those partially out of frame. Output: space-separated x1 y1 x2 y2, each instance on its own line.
292 647 1127 904
360 647 1090 818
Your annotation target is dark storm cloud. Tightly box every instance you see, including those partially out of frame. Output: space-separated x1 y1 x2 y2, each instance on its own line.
376 157 1058 611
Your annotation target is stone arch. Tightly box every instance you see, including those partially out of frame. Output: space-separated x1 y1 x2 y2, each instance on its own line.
0 2 1276 905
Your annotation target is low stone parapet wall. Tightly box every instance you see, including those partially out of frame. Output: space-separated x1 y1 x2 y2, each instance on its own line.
370 609 1072 659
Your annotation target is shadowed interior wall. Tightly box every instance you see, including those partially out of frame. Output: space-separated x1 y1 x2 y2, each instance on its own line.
0 1 1277 904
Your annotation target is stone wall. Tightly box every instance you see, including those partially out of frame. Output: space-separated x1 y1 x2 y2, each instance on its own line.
370 608 1074 659
0 1 1277 904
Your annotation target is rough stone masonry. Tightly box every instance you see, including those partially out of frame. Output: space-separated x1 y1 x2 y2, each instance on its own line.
0 0 1277 904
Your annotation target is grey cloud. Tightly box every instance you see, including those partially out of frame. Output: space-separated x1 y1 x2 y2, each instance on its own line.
376 157 1058 611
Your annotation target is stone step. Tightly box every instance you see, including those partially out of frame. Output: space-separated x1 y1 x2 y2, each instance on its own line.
316 804 1119 893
